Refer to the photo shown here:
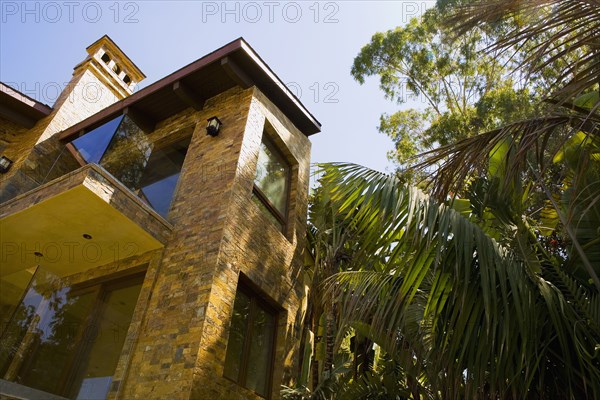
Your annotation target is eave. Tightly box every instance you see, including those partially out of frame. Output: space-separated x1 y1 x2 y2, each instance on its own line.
58 38 321 140
0 82 53 129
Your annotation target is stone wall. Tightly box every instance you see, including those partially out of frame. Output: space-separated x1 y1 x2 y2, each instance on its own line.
117 86 256 399
187 87 311 400
117 85 311 400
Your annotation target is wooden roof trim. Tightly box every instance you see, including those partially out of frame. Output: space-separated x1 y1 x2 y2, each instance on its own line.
57 38 321 141
0 82 53 115
58 39 242 141
238 40 321 133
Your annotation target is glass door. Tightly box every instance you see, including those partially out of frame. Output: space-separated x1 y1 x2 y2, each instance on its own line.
0 271 145 400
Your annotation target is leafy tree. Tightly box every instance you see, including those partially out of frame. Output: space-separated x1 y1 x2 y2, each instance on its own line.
415 0 600 287
351 3 550 167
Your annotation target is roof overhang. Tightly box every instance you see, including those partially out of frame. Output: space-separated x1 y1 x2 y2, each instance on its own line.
58 38 321 140
0 83 52 129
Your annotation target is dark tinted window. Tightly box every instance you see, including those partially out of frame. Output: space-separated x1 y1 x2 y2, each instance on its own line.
253 134 290 231
224 285 277 398
70 115 124 164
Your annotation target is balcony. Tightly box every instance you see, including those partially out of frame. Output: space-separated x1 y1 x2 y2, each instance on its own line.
0 163 171 278
0 112 194 276
0 162 170 398
1 114 191 218
0 111 187 399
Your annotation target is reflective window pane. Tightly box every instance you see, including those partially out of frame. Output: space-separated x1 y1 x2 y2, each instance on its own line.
0 268 60 380
71 116 124 164
0 268 37 338
137 137 191 218
224 290 251 381
99 116 153 190
246 307 275 397
68 117 192 219
254 139 289 216
71 280 143 400
223 286 277 398
13 286 96 395
140 173 181 218
0 271 144 400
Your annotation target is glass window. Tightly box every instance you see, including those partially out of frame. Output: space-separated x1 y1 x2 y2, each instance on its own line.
253 135 290 229
0 267 37 338
224 285 277 398
0 269 144 399
68 117 192 219
99 115 153 190
137 137 191 218
69 279 143 399
70 115 124 164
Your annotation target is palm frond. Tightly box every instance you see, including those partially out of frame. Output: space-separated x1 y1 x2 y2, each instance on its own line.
318 162 600 399
450 0 600 103
413 110 599 199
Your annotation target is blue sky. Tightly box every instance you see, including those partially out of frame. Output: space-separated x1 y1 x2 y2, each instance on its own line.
1 1 434 175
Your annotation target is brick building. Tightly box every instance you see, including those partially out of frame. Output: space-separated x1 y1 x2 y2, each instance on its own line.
0 35 320 400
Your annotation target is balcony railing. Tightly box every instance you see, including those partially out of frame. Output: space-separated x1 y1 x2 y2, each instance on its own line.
1 115 191 219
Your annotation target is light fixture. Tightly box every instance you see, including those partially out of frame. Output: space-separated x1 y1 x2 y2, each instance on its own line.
206 116 223 137
0 156 13 173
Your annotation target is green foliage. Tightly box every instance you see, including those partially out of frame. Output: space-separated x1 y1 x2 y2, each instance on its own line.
290 1 600 398
314 163 600 399
351 5 539 167
554 132 600 283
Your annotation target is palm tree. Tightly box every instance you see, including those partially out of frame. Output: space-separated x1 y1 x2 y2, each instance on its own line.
285 186 361 399
415 0 600 287
288 1 600 398
317 162 600 399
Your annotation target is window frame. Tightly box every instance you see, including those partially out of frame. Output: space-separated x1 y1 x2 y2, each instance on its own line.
223 282 279 399
62 273 145 398
252 135 291 232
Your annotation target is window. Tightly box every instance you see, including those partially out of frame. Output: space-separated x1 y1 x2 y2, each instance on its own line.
224 284 277 398
136 136 191 217
67 116 192 218
253 133 290 231
0 269 145 399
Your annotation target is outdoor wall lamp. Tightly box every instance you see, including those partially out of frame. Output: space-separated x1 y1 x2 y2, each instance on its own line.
0 155 13 173
206 116 223 137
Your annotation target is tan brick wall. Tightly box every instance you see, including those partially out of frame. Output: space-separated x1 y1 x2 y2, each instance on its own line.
0 116 35 174
117 85 311 400
38 67 122 143
188 87 311 400
117 86 256 400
